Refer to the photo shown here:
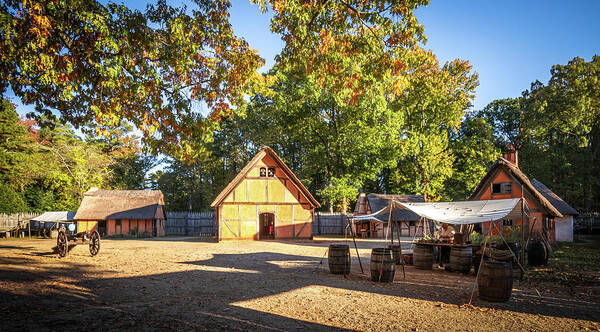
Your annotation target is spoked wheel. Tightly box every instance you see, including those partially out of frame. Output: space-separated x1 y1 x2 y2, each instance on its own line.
89 230 100 257
57 230 68 258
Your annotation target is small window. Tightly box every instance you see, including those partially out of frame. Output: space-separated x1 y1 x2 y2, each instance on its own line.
492 183 501 194
502 219 513 227
409 221 415 227
259 167 267 177
115 220 121 226
492 182 512 194
268 167 276 177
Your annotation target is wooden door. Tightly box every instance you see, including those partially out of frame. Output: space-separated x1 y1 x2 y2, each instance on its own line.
98 221 107 236
259 213 275 239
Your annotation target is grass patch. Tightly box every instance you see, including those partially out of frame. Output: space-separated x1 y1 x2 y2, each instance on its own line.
528 235 600 284
104 232 151 239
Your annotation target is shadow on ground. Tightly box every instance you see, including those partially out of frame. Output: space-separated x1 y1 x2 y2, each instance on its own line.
1 239 599 331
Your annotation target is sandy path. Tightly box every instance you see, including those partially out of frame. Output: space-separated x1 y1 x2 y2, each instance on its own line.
1 237 598 331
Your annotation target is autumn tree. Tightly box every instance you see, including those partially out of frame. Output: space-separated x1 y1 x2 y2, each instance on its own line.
1 0 264 160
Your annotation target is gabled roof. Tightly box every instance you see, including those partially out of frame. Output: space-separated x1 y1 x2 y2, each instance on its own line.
360 194 425 222
469 157 562 217
531 179 579 216
31 211 76 222
210 147 320 208
74 189 165 220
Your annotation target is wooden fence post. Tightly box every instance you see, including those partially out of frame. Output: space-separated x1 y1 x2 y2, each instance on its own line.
316 212 320 235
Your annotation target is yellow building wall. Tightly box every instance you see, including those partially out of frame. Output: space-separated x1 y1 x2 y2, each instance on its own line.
77 220 98 233
217 154 314 240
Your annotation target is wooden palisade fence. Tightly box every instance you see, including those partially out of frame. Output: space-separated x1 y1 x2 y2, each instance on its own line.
1 211 350 238
165 212 216 237
0 212 40 237
313 212 348 235
163 211 349 237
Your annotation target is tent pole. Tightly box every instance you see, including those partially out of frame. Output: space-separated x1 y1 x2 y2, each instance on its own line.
349 216 364 274
385 200 394 244
520 195 525 267
468 218 495 305
395 220 406 279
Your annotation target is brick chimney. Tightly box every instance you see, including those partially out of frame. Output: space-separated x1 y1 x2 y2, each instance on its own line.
502 146 518 168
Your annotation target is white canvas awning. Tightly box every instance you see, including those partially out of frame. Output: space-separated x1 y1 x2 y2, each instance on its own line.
352 198 526 225
31 211 76 222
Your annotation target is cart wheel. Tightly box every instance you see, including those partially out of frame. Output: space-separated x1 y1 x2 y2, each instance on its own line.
89 230 100 256
57 230 68 258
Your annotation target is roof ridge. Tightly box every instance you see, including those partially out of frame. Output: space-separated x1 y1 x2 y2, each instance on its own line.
210 147 320 208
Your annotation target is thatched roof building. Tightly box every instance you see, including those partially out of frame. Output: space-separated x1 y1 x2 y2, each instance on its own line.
470 152 569 242
75 189 166 237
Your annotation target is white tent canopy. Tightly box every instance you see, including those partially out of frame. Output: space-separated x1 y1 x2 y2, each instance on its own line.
352 198 526 225
31 211 76 222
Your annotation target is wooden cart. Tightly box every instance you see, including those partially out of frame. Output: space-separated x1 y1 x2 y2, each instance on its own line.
55 224 100 258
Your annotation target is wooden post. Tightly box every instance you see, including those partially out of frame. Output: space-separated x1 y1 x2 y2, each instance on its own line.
348 216 363 274
395 220 406 279
520 196 525 266
386 201 393 243
28 216 31 239
316 212 321 235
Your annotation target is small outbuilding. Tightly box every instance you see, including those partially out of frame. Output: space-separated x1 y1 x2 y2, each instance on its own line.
531 179 579 242
354 193 426 238
211 147 320 241
74 189 166 237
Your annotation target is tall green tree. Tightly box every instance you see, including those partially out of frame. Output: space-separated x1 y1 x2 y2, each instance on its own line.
523 56 600 211
480 55 599 212
443 113 500 200
480 97 529 152
384 57 479 200
0 99 37 191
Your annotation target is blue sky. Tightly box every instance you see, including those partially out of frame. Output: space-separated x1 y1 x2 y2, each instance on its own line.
228 0 600 110
11 0 600 114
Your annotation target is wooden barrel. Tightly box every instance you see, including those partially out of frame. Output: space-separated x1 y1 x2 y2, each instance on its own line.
527 241 548 266
328 244 350 275
497 242 520 262
450 246 472 274
413 244 433 270
478 260 513 302
387 244 402 265
370 248 395 282
497 242 522 279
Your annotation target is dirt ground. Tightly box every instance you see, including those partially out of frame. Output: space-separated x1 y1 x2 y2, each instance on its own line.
1 236 599 331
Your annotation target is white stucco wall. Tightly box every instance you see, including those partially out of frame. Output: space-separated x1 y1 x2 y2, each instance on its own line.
555 215 573 242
